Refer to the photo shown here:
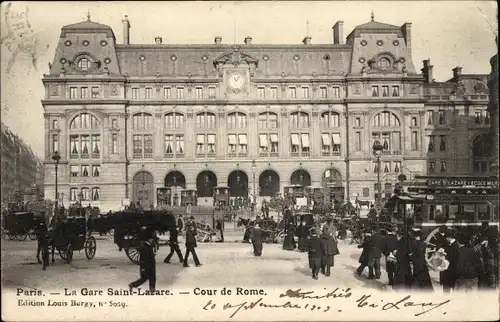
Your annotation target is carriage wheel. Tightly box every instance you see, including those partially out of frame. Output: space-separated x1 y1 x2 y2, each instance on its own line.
8 232 16 240
424 228 443 268
203 234 211 243
125 247 141 265
276 231 285 244
84 236 96 260
16 233 27 241
58 247 68 260
28 229 37 241
66 244 73 264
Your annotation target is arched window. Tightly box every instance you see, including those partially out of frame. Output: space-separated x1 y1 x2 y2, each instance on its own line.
70 188 78 201
77 57 91 71
81 187 90 201
69 113 101 159
133 113 153 130
258 112 278 129
227 112 247 129
472 134 493 173
164 112 184 129
321 111 340 128
372 111 402 155
290 112 310 128
196 112 216 129
372 111 400 127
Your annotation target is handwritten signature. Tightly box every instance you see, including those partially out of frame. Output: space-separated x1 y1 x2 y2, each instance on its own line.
202 288 450 318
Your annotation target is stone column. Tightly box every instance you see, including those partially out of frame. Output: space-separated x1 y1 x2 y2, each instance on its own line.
154 112 163 160
185 110 195 159
311 109 321 157
217 108 226 158
281 109 289 158
248 111 258 158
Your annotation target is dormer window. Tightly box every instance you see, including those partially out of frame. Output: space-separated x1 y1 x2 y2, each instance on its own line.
77 58 91 71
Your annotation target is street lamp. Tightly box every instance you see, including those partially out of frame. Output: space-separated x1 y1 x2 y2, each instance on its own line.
251 160 257 205
372 140 384 209
51 151 61 207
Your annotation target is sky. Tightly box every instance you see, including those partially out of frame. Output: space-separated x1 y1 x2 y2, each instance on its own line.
0 1 497 158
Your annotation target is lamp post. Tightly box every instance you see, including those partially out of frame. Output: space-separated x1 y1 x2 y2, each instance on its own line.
372 140 384 210
252 160 256 205
51 151 61 208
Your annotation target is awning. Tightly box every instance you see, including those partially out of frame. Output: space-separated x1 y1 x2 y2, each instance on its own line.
228 134 237 145
270 134 279 143
321 134 330 145
238 134 247 145
197 135 205 144
301 134 310 148
291 134 300 146
207 135 215 144
259 134 268 147
332 133 341 145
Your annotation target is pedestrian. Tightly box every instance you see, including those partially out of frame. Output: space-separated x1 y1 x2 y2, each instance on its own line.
177 215 184 234
455 235 482 292
163 226 184 264
393 230 413 291
320 226 338 276
183 225 202 267
296 217 308 252
307 228 324 280
322 217 337 239
356 229 374 278
381 227 397 286
216 218 224 243
368 204 377 226
474 235 497 289
439 231 460 293
251 224 263 256
283 217 296 251
35 222 49 271
410 229 433 291
129 228 157 292
370 228 384 280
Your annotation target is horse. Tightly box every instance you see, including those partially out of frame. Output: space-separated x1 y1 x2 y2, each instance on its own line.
355 199 371 209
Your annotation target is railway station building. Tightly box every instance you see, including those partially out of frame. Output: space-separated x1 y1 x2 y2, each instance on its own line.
42 15 493 211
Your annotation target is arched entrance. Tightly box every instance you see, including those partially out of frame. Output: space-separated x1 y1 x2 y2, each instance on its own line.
259 170 280 197
196 171 218 198
290 169 312 187
322 168 344 203
164 171 186 206
227 170 249 197
132 171 154 209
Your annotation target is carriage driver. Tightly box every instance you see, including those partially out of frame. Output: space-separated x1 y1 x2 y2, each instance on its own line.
35 221 50 270
129 227 157 292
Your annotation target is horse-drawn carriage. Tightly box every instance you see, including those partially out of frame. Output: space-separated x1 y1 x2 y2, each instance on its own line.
1 211 44 241
192 221 217 243
111 210 176 265
238 217 283 244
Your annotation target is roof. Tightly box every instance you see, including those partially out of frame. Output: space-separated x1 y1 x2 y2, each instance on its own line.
355 21 400 30
60 20 115 39
346 20 404 40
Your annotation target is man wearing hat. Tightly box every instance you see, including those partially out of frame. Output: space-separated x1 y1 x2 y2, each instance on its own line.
393 229 413 291
129 227 157 292
454 234 482 292
251 224 263 256
474 234 498 289
356 229 375 278
163 224 184 264
381 226 397 286
183 225 202 267
439 230 460 293
35 221 50 271
187 216 197 234
410 229 433 290
307 228 324 280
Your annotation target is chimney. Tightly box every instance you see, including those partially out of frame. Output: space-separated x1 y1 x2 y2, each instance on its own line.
244 36 252 45
122 15 131 45
402 22 412 58
302 36 312 45
154 36 162 44
453 66 463 79
421 59 433 84
332 21 344 44
214 36 222 45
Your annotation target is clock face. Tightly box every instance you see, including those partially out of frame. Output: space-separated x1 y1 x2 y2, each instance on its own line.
228 73 245 90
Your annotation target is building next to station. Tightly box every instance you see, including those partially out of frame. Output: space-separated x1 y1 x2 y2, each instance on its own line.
42 14 494 211
1 122 44 205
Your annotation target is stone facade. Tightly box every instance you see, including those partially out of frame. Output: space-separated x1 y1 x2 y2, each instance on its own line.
42 16 492 211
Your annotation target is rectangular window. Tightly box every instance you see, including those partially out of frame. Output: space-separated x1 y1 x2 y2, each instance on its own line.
175 135 184 155
371 86 379 97
426 110 434 125
393 161 401 173
289 87 296 98
81 165 90 177
164 87 172 99
381 86 389 97
207 134 216 155
70 188 78 201
70 87 77 99
176 87 184 99
332 133 341 153
144 135 153 157
259 134 268 153
165 135 174 155
52 134 59 153
111 119 118 129
383 161 391 173
92 188 100 201
355 117 361 127
269 134 279 154
429 161 435 173
258 87 266 99
474 111 482 124
362 188 369 197
91 87 99 98
411 117 417 127
332 87 340 98
392 86 400 97
70 165 79 177
132 88 139 99
207 114 216 128
300 133 310 153
320 87 327 98
270 87 278 99
195 87 203 99
428 135 435 152
81 188 90 201
70 135 79 155
81 87 89 99
196 134 205 155
291 133 300 154
438 110 446 125
381 133 391 152
439 136 446 151
355 131 362 151
321 133 331 155
411 131 419 150
145 87 153 100
111 134 118 154
228 134 237 155
92 165 100 177
238 134 247 155
440 161 447 172
91 135 100 155
133 135 143 158
302 87 310 98
392 132 401 152
208 87 216 98
52 119 58 129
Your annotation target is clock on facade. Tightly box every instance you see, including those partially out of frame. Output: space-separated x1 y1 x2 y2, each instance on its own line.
228 73 245 90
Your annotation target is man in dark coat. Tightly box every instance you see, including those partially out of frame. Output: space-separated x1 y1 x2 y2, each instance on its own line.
367 205 377 226
296 218 308 252
307 228 324 280
129 229 157 292
370 229 384 279
381 227 397 286
35 222 50 270
283 217 296 251
455 236 482 292
177 215 184 233
320 226 337 276
393 230 413 291
410 229 433 291
251 224 263 256
216 218 224 243
183 225 202 267
356 230 374 278
163 226 184 264
475 235 498 289
439 232 460 293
